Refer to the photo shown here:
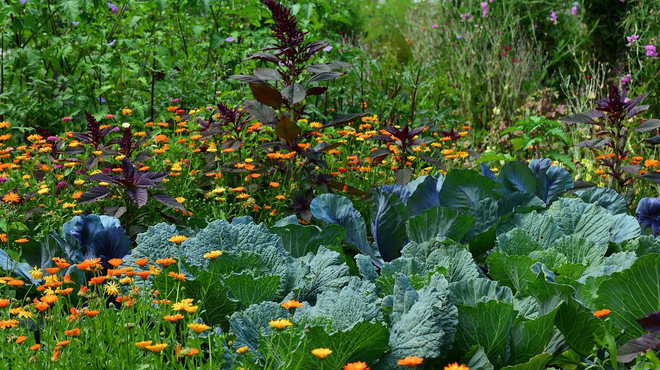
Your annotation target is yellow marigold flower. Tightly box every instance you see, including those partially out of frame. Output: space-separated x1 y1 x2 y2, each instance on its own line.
156 257 176 267
203 250 223 259
281 300 303 309
30 266 43 280
593 309 611 318
398 356 424 367
168 235 188 245
175 197 185 203
187 323 211 334
135 341 152 349
269 319 293 331
146 343 168 353
62 202 76 209
444 363 469 370
236 346 248 354
312 348 332 360
104 281 120 296
38 188 50 195
172 298 195 311
149 265 162 276
310 122 323 129
122 109 133 115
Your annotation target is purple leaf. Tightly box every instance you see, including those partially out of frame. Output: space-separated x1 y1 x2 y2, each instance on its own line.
617 333 660 363
151 193 186 211
77 186 113 204
126 188 148 208
636 310 660 334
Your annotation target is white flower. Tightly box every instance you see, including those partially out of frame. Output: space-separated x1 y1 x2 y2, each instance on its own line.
122 122 130 128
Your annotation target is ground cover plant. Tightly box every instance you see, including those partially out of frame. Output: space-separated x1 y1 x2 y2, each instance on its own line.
2 0 660 368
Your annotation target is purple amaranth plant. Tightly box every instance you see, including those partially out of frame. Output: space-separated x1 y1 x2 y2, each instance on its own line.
560 86 660 199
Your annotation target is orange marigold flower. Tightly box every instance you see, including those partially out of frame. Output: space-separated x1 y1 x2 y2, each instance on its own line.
30 344 41 351
88 276 106 285
107 258 123 267
0 299 10 308
0 233 6 242
281 300 303 309
236 346 248 354
14 238 29 243
146 343 168 353
645 159 660 168
64 328 80 337
40 295 59 304
135 258 149 267
164 314 184 322
34 302 49 311
3 192 20 203
136 340 153 349
444 363 469 370
594 309 611 318
156 257 176 267
8 280 24 286
398 356 424 367
168 271 186 281
84 310 100 318
0 319 20 329
343 361 370 370
16 336 27 344
57 340 70 347
45 267 59 275
137 271 151 279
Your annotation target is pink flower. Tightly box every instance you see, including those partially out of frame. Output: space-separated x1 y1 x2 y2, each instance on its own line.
61 117 72 122
431 24 438 29
645 45 658 57
105 114 114 119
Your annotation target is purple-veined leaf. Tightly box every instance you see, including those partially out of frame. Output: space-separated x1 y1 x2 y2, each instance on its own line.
621 165 641 175
132 175 157 188
627 105 650 118
316 141 342 152
635 119 660 133
83 156 99 170
245 100 278 126
636 310 660 334
641 172 660 183
323 113 369 129
230 75 269 84
142 171 169 183
369 148 391 163
623 92 649 111
77 186 113 204
418 155 447 170
326 61 351 70
370 134 396 143
306 86 328 96
249 82 283 110
307 64 332 73
576 138 610 148
308 72 343 83
103 206 127 219
559 112 599 124
121 158 136 181
253 68 282 81
87 173 119 183
645 135 660 145
617 333 660 363
126 188 148 208
151 193 186 211
275 118 301 145
281 83 306 105
394 168 413 186
247 52 279 63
